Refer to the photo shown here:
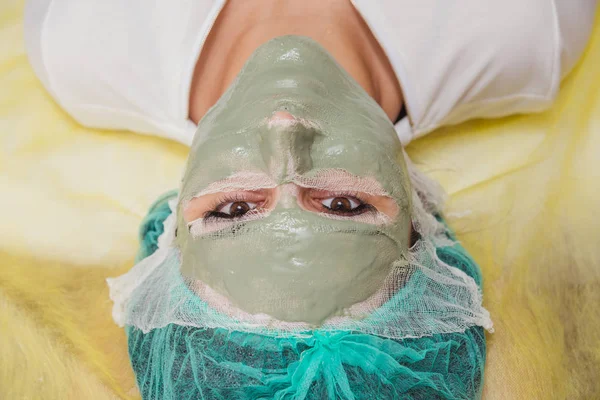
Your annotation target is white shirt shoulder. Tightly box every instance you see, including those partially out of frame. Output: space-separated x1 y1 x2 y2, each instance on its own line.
25 0 226 145
353 0 598 143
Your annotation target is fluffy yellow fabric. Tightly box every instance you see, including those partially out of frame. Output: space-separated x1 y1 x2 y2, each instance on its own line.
1 1 598 398
0 287 125 399
408 16 600 397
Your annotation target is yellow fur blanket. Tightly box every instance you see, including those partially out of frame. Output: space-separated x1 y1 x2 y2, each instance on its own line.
1 1 598 398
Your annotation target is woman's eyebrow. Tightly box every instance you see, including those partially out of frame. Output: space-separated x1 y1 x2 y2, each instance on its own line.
192 172 277 198
293 169 389 196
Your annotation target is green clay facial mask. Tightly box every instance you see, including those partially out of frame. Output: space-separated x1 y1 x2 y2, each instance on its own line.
176 36 412 325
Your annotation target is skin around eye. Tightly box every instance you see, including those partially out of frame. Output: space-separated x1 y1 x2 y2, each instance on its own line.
299 188 399 220
300 190 375 217
183 189 276 223
183 185 399 225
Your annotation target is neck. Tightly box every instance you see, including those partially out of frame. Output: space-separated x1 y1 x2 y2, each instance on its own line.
189 0 403 124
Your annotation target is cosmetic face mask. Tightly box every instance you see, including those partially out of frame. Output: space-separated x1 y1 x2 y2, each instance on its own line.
175 36 412 325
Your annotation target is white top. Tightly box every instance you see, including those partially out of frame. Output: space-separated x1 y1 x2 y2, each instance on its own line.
25 0 597 146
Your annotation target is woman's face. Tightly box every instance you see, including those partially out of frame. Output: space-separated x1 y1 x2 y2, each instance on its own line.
176 36 412 325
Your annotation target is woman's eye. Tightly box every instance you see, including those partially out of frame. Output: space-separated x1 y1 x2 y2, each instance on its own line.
320 196 364 213
321 196 359 212
217 201 257 217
